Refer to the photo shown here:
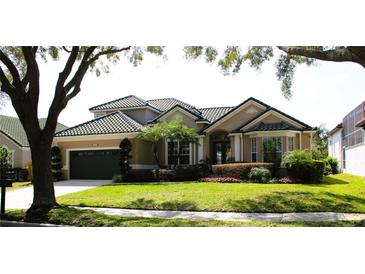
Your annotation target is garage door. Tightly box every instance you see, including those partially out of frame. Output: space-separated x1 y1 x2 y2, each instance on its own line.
70 149 120 179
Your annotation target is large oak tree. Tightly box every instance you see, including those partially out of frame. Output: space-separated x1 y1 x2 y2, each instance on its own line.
0 46 163 210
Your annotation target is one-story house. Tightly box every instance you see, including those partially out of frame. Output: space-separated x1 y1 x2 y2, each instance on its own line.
328 101 365 176
54 95 315 180
0 115 67 168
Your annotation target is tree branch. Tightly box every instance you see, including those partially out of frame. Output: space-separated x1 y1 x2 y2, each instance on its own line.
0 49 22 88
277 46 365 68
0 65 14 94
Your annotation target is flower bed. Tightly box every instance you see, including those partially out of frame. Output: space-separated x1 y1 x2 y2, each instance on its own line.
199 177 242 183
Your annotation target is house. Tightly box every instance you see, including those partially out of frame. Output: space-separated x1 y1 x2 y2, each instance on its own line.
0 115 67 168
54 95 315 180
328 101 365 176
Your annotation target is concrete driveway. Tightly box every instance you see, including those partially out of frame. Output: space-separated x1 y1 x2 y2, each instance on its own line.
1 180 111 210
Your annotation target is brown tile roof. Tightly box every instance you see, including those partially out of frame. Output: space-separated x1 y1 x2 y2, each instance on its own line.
198 107 234 123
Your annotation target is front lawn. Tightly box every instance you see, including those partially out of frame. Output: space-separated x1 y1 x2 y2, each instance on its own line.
58 174 365 213
3 207 363 227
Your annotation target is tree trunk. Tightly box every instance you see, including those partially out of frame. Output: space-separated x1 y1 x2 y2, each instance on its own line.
28 139 58 210
153 143 161 168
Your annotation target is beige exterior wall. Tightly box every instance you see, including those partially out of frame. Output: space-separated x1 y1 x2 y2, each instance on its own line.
160 109 204 131
0 132 31 168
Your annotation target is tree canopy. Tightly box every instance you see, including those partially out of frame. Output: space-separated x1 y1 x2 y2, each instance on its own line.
184 46 365 99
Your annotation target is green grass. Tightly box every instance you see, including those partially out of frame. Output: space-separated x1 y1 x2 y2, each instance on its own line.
6 181 32 191
3 207 363 227
58 174 365 213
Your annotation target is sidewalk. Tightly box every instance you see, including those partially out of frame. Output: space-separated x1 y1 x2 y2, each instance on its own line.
75 206 365 223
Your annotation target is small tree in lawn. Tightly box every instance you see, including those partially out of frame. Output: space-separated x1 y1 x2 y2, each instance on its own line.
119 138 132 179
138 121 168 168
51 146 62 181
165 117 199 168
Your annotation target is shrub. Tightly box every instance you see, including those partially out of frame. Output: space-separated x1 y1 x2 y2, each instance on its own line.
281 150 325 182
199 177 242 183
0 146 11 178
51 146 62 181
287 159 324 182
212 162 274 179
112 174 125 183
127 169 155 182
248 167 272 183
119 138 132 178
153 169 176 182
281 149 312 169
324 156 339 175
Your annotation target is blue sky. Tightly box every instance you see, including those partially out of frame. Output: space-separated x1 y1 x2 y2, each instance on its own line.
2 47 364 131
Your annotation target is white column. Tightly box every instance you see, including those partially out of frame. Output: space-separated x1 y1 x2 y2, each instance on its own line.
198 136 204 162
234 135 241 162
189 142 193 165
299 133 302 150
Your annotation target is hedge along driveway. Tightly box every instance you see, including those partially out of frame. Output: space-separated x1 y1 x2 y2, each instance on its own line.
57 174 365 213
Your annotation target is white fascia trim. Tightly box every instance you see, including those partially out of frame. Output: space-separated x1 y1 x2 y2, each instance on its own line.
204 100 267 133
55 132 138 142
90 106 161 114
241 109 305 131
244 130 300 137
228 133 242 137
157 106 200 121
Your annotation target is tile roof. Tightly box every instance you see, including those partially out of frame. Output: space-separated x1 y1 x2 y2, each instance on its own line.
198 107 234 123
0 115 68 147
245 122 300 132
147 98 201 115
89 95 160 112
55 111 143 137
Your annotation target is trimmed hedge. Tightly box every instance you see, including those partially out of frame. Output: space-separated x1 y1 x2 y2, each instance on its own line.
286 160 325 182
212 163 275 179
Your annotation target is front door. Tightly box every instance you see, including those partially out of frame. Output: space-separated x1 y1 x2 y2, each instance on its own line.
213 142 231 164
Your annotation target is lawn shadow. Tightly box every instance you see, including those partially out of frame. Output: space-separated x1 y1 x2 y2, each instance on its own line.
126 198 198 211
227 191 365 213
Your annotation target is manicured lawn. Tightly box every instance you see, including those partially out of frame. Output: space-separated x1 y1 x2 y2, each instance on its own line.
57 174 365 213
3 207 363 227
6 182 32 191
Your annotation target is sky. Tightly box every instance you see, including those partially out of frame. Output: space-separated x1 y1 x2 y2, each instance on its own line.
1 47 365 131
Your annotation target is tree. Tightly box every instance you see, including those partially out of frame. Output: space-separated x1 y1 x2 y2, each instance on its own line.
0 46 164 210
119 138 132 179
138 120 169 168
183 46 365 99
165 118 199 167
311 125 329 160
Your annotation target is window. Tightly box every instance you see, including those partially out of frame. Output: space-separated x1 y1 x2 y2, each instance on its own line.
263 136 283 162
251 138 257 162
343 102 365 148
167 139 190 166
288 136 294 151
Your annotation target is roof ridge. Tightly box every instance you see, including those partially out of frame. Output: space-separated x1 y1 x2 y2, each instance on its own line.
88 95 147 111
198 106 235 110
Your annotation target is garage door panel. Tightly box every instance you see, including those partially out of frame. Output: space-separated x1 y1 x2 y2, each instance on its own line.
70 149 120 179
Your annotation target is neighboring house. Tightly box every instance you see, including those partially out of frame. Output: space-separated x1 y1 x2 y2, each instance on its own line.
0 115 68 168
54 95 315 180
328 101 365 176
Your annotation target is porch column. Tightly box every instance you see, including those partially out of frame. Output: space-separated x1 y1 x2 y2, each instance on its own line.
234 135 241 162
197 136 204 162
299 133 302 150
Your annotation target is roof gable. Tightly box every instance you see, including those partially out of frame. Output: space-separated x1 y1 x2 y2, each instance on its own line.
201 97 269 133
239 108 313 132
147 98 201 115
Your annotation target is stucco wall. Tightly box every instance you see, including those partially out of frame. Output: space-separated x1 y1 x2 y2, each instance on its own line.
328 130 342 170
344 144 365 176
